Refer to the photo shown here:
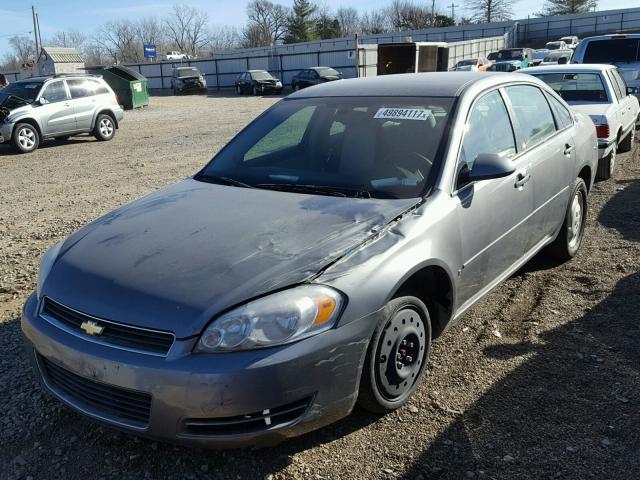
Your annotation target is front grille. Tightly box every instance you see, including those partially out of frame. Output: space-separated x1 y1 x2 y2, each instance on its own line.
39 355 152 428
182 396 312 436
41 298 174 356
493 63 516 72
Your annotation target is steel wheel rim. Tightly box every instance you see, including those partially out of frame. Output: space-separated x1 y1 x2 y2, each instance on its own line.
375 308 427 401
18 127 36 149
99 118 113 137
568 190 584 249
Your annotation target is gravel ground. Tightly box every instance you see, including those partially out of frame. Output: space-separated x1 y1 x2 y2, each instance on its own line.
1 94 638 480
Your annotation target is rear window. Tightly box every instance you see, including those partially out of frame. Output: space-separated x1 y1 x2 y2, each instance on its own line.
583 38 640 63
531 73 609 103
315 67 339 76
176 68 200 78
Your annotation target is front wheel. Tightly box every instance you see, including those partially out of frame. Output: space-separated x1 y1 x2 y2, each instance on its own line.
546 177 588 261
236 84 242 95
358 296 432 413
12 123 40 153
94 114 115 141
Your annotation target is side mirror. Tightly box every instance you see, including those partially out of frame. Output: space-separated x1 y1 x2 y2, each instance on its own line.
459 153 515 185
38 97 48 105
627 86 639 95
558 57 568 65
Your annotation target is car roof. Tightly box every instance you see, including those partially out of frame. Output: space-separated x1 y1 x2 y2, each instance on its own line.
580 34 640 41
289 72 531 98
520 64 614 74
247 69 268 72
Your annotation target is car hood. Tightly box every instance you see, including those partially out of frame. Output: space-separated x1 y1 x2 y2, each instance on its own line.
42 179 418 338
0 101 32 122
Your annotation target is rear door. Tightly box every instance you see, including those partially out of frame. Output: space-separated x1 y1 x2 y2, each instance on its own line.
504 84 574 244
66 79 95 131
36 80 75 135
611 69 636 134
454 88 535 307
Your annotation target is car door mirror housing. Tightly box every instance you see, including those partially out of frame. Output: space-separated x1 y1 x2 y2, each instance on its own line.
627 86 639 95
460 153 516 184
38 97 48 105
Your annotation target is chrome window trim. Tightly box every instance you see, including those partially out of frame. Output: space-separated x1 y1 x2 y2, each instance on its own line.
38 297 176 358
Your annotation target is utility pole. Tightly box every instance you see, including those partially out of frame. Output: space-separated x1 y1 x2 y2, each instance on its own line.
431 0 436 20
36 11 42 52
449 2 460 20
31 5 40 57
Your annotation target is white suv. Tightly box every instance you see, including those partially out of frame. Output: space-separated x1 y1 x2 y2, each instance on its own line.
0 74 124 153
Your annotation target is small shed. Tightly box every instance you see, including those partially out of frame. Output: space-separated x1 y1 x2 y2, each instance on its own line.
36 47 85 76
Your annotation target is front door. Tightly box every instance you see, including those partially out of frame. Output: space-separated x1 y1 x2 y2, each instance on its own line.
37 80 75 135
454 89 535 309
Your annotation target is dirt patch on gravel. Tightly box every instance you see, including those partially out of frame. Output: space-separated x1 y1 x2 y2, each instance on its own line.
1 94 638 480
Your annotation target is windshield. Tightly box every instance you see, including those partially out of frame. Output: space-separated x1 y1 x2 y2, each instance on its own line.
252 71 275 80
315 67 339 77
497 50 522 60
531 73 609 103
487 52 498 60
544 52 571 62
583 38 640 63
546 43 562 50
0 81 43 104
196 96 456 199
176 68 200 78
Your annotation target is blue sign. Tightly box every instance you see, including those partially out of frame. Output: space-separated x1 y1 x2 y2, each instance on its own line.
143 44 157 59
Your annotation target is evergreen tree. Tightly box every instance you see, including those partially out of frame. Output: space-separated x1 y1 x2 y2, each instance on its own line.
285 0 317 43
539 0 597 16
315 16 341 39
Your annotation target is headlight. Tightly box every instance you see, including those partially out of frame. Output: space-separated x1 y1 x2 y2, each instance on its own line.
195 285 344 352
37 240 64 299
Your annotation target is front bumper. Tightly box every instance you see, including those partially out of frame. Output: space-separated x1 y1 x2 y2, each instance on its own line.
175 83 207 93
0 121 14 143
21 292 373 447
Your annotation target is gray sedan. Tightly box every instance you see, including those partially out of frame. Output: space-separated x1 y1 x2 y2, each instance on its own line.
22 72 597 447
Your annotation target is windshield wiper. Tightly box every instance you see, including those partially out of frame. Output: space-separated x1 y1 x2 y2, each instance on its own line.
256 183 372 198
196 174 255 189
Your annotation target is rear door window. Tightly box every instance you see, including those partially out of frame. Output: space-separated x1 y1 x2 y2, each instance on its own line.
460 90 516 171
67 79 92 99
504 85 557 150
606 71 623 101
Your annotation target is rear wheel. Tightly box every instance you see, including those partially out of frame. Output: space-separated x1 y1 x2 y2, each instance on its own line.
618 128 634 153
94 114 115 141
546 177 587 261
358 296 431 413
236 84 242 95
596 143 616 180
12 123 40 153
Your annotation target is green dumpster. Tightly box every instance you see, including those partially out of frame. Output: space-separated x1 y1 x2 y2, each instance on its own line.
86 65 149 109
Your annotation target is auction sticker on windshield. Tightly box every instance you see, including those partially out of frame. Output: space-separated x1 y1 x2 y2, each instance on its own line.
374 108 432 121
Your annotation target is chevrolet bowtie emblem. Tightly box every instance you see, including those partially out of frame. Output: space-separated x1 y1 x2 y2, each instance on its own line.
80 320 105 336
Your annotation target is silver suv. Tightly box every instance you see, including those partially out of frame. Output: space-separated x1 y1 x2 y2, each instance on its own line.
0 74 124 153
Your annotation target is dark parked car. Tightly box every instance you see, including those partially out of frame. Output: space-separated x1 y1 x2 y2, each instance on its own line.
24 72 596 448
291 67 342 90
171 67 207 95
236 70 283 95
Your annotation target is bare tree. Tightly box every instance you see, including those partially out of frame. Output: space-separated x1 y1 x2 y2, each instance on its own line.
359 10 389 34
208 25 241 52
336 7 360 36
96 20 140 63
164 4 209 56
47 30 87 49
244 0 289 47
7 36 37 64
466 0 517 23
136 17 166 49
387 0 432 30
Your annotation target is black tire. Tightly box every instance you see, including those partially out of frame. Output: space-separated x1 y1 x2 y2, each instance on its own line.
11 123 40 153
596 143 615 180
94 114 115 141
293 82 300 91
546 177 588 261
358 296 432 413
236 84 242 95
618 128 634 153
252 84 259 96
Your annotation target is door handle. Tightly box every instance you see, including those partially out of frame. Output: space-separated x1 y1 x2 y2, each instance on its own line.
564 143 573 155
515 171 531 188
64 102 70 107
